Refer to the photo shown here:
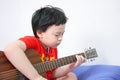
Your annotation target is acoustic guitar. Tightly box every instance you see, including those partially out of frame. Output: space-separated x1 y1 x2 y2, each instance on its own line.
0 48 97 80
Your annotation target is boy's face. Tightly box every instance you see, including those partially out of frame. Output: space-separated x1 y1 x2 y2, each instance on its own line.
37 24 65 48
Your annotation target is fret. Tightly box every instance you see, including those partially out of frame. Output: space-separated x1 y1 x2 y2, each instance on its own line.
63 57 67 65
49 60 53 69
39 64 43 73
43 62 46 72
37 63 43 73
67 57 70 64
49 61 53 70
70 56 73 62
43 63 47 72
56 60 59 67
53 59 57 69
61 57 64 65
40 64 45 72
51 60 56 69
61 57 66 65
56 59 61 67
49 62 52 69
43 62 48 71
58 58 62 66
60 58 64 66
47 62 51 70
34 63 40 73
70 56 73 63
45 62 48 70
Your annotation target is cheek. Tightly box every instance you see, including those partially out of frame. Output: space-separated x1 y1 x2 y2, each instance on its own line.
49 37 58 43
46 39 58 47
45 35 57 43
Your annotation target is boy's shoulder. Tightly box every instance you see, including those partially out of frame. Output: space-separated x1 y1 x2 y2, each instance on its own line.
19 36 38 40
20 36 36 38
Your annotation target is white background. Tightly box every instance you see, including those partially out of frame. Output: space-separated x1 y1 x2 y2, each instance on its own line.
0 0 120 65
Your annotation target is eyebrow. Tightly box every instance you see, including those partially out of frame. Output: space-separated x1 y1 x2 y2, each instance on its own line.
55 31 65 34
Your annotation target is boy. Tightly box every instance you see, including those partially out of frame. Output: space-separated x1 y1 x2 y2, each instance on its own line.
4 5 85 80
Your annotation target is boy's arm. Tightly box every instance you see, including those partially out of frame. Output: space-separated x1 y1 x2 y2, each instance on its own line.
4 40 46 80
51 55 86 78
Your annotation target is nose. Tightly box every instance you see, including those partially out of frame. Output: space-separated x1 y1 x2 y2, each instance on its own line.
58 36 63 41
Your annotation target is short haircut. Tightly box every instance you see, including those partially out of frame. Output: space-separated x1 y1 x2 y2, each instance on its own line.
31 5 68 38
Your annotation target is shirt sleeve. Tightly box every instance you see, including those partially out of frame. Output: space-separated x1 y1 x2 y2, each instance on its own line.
19 36 39 49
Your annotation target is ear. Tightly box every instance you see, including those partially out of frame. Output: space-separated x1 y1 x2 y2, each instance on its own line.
36 30 44 38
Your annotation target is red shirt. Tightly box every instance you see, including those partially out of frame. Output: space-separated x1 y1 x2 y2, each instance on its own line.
19 36 57 80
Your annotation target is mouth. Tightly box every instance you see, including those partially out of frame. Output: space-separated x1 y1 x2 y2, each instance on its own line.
57 42 61 45
54 43 60 47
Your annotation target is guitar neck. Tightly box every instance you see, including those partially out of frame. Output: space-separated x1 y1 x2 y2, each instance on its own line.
34 48 98 74
34 52 85 74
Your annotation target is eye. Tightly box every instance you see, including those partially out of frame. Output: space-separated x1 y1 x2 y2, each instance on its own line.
55 34 59 37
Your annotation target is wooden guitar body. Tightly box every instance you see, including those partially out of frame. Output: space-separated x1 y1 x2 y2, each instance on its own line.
0 49 46 80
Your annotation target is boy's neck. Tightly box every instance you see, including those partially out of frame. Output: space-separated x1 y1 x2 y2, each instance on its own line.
38 38 49 50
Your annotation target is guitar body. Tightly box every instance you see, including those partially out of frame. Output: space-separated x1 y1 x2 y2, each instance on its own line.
0 49 46 80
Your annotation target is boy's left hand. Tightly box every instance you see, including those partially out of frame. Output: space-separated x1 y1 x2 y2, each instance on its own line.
69 55 86 69
74 55 86 67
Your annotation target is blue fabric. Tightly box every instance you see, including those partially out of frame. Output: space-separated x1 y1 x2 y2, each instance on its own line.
72 65 120 80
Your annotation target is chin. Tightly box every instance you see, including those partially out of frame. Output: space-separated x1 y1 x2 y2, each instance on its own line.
49 43 60 48
51 45 58 48
51 46 57 48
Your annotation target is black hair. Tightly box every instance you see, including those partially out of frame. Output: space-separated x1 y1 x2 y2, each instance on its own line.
31 5 68 38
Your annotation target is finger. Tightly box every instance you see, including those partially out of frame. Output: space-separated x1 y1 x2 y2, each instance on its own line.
79 55 86 62
76 55 86 63
75 55 82 66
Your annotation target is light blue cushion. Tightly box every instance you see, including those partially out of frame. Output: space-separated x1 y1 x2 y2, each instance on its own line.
72 65 120 80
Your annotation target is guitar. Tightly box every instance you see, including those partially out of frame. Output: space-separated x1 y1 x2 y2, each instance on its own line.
0 48 98 80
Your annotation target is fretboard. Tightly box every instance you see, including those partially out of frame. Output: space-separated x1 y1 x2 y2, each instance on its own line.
34 53 85 74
